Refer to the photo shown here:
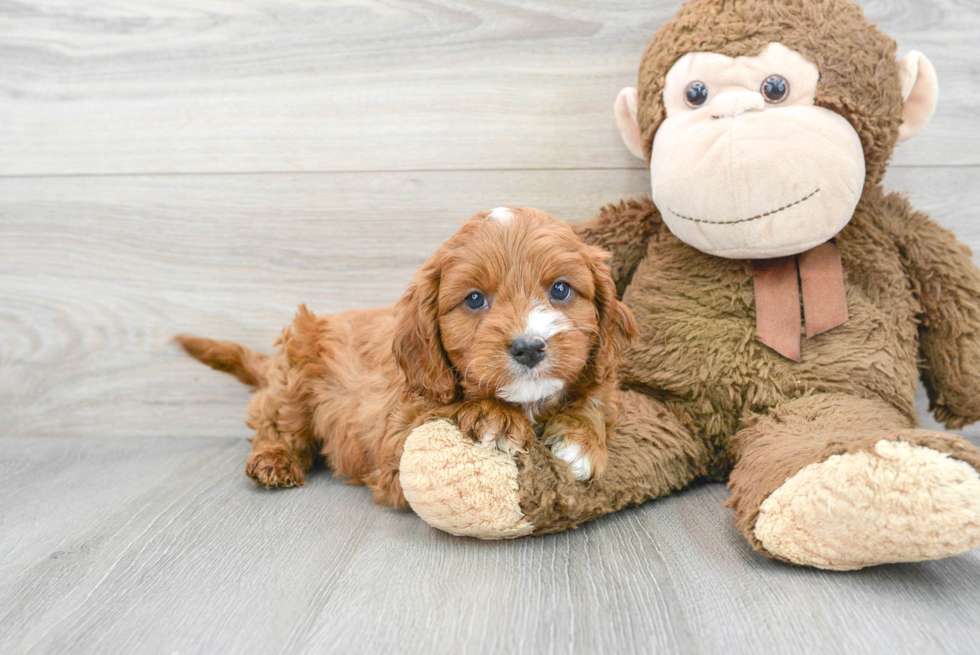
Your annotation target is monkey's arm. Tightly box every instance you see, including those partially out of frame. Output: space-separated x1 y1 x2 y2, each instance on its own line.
573 197 663 296
894 195 980 428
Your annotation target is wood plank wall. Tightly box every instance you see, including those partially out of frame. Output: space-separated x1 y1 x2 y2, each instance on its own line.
2 0 978 439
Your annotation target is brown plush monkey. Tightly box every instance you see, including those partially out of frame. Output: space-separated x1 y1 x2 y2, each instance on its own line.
398 0 980 570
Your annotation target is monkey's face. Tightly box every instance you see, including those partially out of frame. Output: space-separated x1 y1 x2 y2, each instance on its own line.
649 43 865 259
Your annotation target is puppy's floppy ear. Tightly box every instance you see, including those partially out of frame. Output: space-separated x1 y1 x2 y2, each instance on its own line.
393 251 459 403
587 245 638 383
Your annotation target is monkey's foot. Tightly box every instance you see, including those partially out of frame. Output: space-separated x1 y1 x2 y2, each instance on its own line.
754 439 980 570
399 420 534 539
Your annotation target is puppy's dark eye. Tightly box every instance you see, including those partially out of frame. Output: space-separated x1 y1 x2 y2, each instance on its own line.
550 281 572 302
685 81 709 108
761 75 789 104
463 291 487 310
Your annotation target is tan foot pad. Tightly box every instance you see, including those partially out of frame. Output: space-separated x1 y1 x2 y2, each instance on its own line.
755 440 980 570
400 420 534 540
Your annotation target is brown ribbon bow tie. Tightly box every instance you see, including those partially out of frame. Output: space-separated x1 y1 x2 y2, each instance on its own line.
751 240 849 362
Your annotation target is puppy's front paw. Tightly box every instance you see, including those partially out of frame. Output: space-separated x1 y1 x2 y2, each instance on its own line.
454 399 531 454
542 418 607 481
547 439 594 481
246 450 306 489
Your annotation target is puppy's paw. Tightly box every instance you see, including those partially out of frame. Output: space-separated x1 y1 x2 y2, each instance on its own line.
246 450 306 489
454 399 531 454
547 439 595 481
542 418 607 481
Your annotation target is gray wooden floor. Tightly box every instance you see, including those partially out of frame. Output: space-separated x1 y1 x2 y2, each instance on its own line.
3 1 980 653
3 434 980 655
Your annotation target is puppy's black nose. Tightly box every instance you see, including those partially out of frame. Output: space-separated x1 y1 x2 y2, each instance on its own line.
510 336 547 368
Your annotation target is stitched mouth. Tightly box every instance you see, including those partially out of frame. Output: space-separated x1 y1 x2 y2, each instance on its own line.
665 188 820 225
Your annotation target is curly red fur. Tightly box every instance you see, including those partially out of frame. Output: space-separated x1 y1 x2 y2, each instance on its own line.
179 207 635 504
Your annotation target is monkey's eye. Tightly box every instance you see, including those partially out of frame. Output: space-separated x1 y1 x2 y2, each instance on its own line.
684 81 709 108
761 75 789 104
463 291 487 310
550 281 572 302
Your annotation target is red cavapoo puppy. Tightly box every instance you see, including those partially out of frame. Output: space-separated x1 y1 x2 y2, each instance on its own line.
179 207 636 507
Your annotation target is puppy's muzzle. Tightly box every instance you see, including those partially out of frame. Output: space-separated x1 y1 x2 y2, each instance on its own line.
510 336 547 369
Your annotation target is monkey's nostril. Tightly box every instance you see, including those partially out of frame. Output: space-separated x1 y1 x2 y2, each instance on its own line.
510 336 547 368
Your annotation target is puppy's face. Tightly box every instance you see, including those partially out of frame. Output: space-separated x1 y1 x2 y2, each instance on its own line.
394 207 635 408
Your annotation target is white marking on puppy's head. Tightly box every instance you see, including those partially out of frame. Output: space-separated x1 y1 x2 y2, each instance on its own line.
487 207 513 224
525 305 570 340
497 306 571 406
499 376 564 404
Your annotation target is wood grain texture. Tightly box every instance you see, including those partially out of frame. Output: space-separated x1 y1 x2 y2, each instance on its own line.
0 0 977 176
3 167 979 440
1 436 978 655
0 168 648 438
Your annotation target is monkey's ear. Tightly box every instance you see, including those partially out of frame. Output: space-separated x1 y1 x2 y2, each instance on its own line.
615 87 646 161
897 51 938 143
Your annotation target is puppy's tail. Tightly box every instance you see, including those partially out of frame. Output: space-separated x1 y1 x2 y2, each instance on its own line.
176 335 270 388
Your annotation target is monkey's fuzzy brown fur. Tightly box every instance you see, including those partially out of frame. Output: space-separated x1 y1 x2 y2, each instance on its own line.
514 192 980 546
451 0 980 562
637 0 903 188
